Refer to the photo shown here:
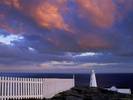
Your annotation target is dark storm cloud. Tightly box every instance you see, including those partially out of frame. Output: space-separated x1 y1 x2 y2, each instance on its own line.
0 0 133 70
0 43 73 66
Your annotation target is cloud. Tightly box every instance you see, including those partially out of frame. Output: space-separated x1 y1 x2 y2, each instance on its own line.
74 52 102 57
0 0 21 9
34 1 68 30
76 0 116 28
39 61 76 69
0 0 69 32
0 0 133 71
78 34 111 50
0 34 24 45
76 0 133 28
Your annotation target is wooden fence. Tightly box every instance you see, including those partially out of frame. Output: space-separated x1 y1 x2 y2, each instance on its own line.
0 76 75 100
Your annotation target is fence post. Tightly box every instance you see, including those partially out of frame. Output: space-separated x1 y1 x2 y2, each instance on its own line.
7 77 9 99
1 77 4 100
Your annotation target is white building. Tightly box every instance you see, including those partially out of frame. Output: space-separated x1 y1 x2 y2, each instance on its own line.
89 70 97 88
108 86 131 94
89 70 131 94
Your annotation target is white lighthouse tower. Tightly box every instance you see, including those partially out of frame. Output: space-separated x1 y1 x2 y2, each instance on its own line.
89 70 97 87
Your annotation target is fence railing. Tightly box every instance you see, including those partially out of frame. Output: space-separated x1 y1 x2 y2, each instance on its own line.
0 76 75 100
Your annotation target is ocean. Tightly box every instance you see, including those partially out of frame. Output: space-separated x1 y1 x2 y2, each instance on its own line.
0 73 133 91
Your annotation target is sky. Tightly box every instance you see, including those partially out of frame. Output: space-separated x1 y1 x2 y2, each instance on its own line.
0 0 133 73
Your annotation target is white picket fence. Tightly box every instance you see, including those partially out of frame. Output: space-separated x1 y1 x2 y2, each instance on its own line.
0 76 75 100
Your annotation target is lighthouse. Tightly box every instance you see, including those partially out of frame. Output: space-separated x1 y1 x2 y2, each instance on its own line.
89 70 97 87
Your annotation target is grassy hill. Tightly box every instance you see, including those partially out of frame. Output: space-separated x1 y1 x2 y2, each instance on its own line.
49 86 133 100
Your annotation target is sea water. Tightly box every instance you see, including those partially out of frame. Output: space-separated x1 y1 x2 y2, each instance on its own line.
0 73 133 91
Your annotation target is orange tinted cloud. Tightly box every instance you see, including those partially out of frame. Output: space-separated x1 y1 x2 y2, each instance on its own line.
0 0 132 31
0 0 69 31
115 0 133 19
0 24 16 34
76 0 116 28
78 34 110 49
47 35 65 49
0 22 24 34
0 13 5 19
32 2 67 30
0 0 21 9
